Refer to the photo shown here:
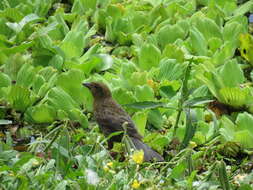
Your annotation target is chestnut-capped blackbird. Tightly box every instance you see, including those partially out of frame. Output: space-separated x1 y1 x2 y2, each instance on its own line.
83 82 164 162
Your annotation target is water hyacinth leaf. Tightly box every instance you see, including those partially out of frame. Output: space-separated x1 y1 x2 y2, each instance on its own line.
219 116 236 141
236 112 253 133
158 59 184 81
234 130 253 149
223 22 244 46
25 104 56 124
148 109 163 129
191 16 222 41
138 43 161 70
219 59 244 87
56 69 86 105
134 85 155 102
113 88 136 105
162 44 184 63
189 27 208 56
0 7 24 22
0 72 11 87
16 63 36 88
8 85 33 112
219 87 249 108
156 24 185 49
38 66 58 82
59 18 95 59
132 111 148 136
233 0 253 16
69 108 89 128
2 42 34 55
47 87 80 114
6 13 42 33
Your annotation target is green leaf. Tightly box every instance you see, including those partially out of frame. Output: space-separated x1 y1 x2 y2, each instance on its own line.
148 109 163 129
236 112 253 133
134 85 154 101
16 63 36 88
156 24 185 49
233 1 253 16
162 44 184 63
56 69 86 105
234 130 253 149
219 59 244 87
25 104 56 124
47 87 80 116
0 72 11 87
158 59 185 81
138 43 161 70
219 87 250 108
189 27 208 56
132 111 148 136
8 85 33 112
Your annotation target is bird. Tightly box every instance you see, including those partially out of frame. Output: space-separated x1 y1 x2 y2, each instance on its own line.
83 82 164 162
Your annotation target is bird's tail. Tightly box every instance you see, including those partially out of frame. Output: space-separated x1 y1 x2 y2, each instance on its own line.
130 137 164 162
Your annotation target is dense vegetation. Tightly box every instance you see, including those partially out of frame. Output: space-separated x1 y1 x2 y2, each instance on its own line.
0 0 253 189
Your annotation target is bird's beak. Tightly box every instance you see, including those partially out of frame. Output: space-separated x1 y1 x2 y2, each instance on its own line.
82 82 92 89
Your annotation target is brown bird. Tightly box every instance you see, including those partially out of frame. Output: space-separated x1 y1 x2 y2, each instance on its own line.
83 82 164 162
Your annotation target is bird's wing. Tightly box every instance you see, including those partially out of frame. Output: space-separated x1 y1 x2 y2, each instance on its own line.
96 113 143 139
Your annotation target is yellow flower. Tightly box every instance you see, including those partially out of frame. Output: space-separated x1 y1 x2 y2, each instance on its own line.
107 162 113 167
132 150 144 164
131 179 140 189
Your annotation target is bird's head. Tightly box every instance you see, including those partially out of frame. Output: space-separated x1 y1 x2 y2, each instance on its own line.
83 82 112 100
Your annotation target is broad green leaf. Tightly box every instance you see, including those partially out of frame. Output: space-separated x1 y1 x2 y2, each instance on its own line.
16 63 36 88
132 111 148 136
219 59 244 87
191 16 222 40
234 130 253 149
220 116 236 141
6 13 42 33
233 1 253 16
47 87 80 115
148 109 163 129
69 108 89 128
236 112 253 133
129 71 148 86
156 24 185 49
56 69 86 105
189 27 208 56
8 85 33 112
113 88 136 105
158 59 184 81
134 85 154 102
25 104 56 124
138 43 161 70
219 87 250 108
162 44 184 63
0 72 11 87
223 22 244 47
